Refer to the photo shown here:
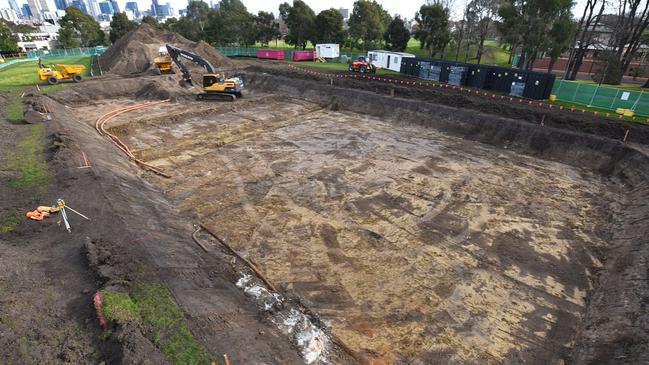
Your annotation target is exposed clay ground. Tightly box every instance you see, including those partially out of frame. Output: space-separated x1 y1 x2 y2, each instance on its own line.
3 60 649 365
67 86 620 364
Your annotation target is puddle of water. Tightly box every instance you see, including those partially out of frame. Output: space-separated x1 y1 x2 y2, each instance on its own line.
236 274 331 364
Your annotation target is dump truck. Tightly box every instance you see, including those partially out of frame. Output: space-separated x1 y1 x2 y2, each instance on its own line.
153 46 174 74
38 59 86 85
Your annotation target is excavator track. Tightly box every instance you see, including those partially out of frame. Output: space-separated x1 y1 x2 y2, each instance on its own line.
196 93 236 102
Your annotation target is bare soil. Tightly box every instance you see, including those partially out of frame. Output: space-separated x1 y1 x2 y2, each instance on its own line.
99 23 233 75
2 55 649 365
77 85 619 364
0 92 106 364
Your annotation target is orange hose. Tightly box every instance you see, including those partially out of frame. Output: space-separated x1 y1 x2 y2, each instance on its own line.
94 100 172 177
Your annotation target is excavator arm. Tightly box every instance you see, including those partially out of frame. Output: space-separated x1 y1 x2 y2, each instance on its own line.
166 44 216 86
165 44 243 101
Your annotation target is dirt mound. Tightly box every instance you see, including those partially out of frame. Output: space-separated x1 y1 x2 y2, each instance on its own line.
99 23 233 75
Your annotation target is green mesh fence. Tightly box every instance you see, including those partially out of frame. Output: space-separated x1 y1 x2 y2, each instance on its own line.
26 46 107 58
552 80 649 116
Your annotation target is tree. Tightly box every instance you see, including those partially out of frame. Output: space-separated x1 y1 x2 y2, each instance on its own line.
279 1 316 49
564 0 605 80
219 0 256 46
109 12 136 43
546 15 574 72
58 24 79 48
414 3 451 58
161 17 178 31
141 15 159 27
348 0 391 50
58 6 107 47
255 11 280 46
497 0 573 70
384 16 410 52
466 0 500 64
0 20 19 52
176 0 211 41
11 22 37 34
315 8 344 44
204 10 225 44
607 0 649 85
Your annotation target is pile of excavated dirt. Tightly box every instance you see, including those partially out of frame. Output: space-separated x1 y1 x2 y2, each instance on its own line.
99 23 233 75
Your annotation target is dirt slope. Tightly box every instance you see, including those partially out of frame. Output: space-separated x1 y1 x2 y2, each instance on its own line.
99 23 233 75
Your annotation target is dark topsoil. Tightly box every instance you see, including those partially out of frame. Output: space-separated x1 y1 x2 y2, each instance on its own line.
244 61 649 145
2 59 649 364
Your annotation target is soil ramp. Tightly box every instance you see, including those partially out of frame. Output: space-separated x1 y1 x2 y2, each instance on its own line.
99 23 233 75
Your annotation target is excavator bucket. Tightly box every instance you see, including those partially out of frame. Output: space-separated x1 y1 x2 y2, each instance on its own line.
178 78 194 89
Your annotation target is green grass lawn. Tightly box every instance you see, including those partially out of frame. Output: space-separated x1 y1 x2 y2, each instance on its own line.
0 209 21 233
406 38 512 67
3 123 50 192
101 284 214 365
0 56 91 91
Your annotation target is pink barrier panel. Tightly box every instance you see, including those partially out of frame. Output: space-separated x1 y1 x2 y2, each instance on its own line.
292 50 314 61
256 49 285 60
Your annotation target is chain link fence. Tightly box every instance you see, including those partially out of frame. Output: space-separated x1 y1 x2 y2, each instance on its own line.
553 79 649 116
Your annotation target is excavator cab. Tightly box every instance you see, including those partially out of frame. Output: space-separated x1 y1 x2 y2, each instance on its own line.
166 44 243 101
203 74 225 88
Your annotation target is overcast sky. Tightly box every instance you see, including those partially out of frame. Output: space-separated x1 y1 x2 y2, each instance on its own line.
2 0 590 22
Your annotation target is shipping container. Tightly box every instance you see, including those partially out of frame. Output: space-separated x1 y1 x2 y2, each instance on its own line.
508 71 556 100
521 71 555 100
256 49 285 60
291 50 314 61
487 67 517 94
418 59 435 80
401 57 554 99
367 50 416 72
438 62 450 83
465 64 494 89
400 57 420 76
418 59 447 81
510 81 526 97
448 65 468 86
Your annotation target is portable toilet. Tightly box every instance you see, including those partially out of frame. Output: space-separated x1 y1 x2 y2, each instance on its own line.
315 44 340 59
367 50 416 72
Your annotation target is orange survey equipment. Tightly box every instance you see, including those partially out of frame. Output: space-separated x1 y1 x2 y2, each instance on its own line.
25 205 60 221
26 210 50 221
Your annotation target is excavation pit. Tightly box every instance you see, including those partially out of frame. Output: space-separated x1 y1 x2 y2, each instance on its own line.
58 72 642 364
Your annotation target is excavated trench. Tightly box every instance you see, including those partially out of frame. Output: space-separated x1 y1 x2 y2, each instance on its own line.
50 72 649 364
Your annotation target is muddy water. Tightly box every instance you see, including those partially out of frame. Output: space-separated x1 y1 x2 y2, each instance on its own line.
90 94 617 364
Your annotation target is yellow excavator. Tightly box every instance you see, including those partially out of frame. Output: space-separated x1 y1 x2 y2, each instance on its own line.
166 44 243 101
